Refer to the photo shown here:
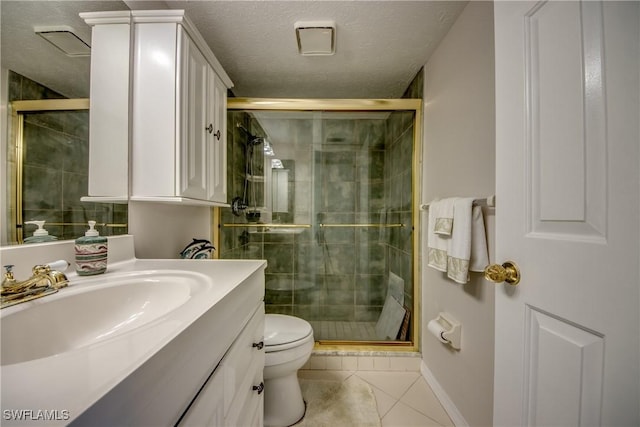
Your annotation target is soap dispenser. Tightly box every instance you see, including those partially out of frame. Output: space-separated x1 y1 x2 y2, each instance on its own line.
24 220 58 243
75 221 108 276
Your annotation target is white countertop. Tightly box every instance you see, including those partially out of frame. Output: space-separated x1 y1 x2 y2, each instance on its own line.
0 237 266 426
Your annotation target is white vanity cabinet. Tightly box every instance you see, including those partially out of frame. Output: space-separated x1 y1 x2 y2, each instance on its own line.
81 10 232 206
179 303 265 427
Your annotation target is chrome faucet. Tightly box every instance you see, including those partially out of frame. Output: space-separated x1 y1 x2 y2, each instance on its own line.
1 262 69 309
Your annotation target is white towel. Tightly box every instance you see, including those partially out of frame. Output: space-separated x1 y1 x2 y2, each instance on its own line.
447 198 489 284
469 205 489 273
427 199 449 271
434 198 456 236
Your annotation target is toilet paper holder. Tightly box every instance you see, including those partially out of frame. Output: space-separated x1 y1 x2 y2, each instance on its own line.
429 312 462 350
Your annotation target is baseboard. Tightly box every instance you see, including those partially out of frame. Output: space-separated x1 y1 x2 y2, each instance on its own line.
420 360 469 427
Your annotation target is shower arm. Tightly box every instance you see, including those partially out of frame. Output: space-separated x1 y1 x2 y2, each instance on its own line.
236 122 265 146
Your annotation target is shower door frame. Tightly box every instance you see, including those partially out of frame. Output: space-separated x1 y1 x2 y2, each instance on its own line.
225 98 422 352
8 99 128 244
9 99 89 244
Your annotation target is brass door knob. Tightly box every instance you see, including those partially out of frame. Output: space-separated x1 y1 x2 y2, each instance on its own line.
484 261 520 285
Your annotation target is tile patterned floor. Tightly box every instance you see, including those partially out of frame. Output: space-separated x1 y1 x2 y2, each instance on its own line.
298 369 454 426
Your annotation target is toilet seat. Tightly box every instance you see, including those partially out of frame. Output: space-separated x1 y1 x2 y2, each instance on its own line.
264 314 314 352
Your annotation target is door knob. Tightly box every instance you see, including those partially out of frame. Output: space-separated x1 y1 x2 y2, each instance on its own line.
484 261 520 285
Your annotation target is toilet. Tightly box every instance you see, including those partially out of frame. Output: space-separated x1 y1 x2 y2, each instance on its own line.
263 314 315 427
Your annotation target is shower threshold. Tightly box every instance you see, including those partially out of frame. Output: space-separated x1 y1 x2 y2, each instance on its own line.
308 320 378 341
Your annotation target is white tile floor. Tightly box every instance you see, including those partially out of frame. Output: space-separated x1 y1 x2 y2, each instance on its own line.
298 369 454 427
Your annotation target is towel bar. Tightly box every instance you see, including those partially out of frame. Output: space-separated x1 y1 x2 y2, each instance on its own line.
420 195 495 211
222 223 311 228
318 223 404 228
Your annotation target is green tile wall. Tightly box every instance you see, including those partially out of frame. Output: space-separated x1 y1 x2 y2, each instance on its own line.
8 71 127 242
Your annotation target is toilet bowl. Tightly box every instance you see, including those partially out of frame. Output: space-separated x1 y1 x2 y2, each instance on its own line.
263 314 314 427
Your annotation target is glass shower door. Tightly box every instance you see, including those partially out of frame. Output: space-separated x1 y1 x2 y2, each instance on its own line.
223 101 419 346
308 111 415 342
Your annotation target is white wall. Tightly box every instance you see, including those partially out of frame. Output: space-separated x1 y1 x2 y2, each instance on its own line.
420 2 495 426
128 201 212 259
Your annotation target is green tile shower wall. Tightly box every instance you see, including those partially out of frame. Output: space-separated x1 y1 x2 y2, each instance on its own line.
221 111 415 334
9 71 127 241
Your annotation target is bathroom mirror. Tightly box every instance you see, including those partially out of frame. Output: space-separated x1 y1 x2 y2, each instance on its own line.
1 1 130 246
5 97 128 245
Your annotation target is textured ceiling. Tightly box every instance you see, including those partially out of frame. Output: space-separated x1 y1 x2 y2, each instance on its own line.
1 1 129 98
1 1 467 99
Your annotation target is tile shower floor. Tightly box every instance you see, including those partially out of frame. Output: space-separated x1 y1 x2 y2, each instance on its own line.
298 369 454 426
308 321 378 341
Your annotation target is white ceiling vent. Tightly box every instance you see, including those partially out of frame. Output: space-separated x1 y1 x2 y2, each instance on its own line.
295 21 335 56
34 25 90 57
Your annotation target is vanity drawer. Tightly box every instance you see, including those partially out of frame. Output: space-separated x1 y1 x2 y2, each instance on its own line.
222 303 265 416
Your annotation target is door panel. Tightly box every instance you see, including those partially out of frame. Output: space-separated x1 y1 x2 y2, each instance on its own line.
525 1 607 240
180 33 208 199
207 70 227 203
494 1 639 425
523 306 604 426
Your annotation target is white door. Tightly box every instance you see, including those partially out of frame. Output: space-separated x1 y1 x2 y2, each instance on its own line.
494 1 639 426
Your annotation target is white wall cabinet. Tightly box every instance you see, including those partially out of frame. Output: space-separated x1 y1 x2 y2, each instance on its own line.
179 32 228 203
80 11 133 203
179 302 265 427
81 10 232 206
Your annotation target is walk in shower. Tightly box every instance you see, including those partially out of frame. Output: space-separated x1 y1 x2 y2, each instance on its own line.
219 99 421 348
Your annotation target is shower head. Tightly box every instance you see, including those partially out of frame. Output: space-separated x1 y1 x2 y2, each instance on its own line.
249 136 265 146
235 123 275 154
236 123 265 146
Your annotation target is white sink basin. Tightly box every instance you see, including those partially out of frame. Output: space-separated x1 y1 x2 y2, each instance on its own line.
1 270 210 366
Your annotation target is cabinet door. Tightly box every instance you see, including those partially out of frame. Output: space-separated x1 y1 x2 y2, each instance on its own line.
207 69 227 203
178 366 225 427
223 304 265 417
179 34 208 200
